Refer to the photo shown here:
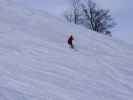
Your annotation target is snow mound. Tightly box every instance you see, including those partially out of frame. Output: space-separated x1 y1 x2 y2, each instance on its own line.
0 0 133 100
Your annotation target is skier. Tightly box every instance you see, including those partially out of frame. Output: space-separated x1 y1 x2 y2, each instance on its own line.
68 35 74 49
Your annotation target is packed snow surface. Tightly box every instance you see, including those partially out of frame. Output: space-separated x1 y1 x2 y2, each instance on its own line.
0 0 133 100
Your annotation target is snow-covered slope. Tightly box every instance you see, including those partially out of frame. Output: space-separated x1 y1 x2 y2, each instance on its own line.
0 0 133 100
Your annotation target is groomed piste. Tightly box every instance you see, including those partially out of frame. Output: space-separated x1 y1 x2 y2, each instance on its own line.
0 0 133 100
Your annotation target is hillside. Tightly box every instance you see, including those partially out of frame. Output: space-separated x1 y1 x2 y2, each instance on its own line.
0 0 133 100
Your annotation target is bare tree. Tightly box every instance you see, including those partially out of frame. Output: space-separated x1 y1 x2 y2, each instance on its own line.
64 0 82 24
64 0 116 36
72 0 81 24
64 10 73 23
81 0 115 35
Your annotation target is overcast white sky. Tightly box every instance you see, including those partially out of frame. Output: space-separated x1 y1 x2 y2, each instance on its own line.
18 0 133 45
